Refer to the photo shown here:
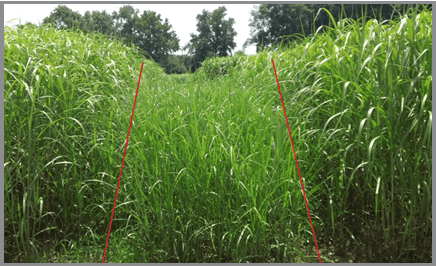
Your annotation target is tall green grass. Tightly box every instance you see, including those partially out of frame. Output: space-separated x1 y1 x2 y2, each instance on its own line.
231 4 432 262
4 5 432 263
4 24 165 262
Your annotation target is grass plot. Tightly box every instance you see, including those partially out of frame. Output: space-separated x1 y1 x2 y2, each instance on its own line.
4 5 432 263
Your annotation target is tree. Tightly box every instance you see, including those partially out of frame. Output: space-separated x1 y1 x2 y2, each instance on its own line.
210 7 237 57
79 10 115 37
187 6 237 71
234 50 246 56
188 9 213 69
42 5 82 30
135 10 180 64
243 4 314 53
112 5 180 65
113 5 139 44
42 5 116 37
164 55 188 74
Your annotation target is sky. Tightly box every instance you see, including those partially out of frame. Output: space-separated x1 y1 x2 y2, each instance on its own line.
4 4 259 55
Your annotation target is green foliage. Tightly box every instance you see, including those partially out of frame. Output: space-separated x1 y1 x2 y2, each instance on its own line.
42 5 82 30
17 21 37 30
115 6 180 64
239 5 432 262
244 4 313 52
244 4 430 53
187 6 237 71
4 23 165 262
199 54 246 79
158 54 197 74
182 54 196 73
234 50 246 57
5 5 432 263
79 10 116 36
163 55 188 74
41 5 180 66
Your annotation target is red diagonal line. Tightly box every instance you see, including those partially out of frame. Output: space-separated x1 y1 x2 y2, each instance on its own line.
102 62 144 263
271 59 322 263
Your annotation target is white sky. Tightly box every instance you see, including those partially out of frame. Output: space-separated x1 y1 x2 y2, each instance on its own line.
4 4 259 55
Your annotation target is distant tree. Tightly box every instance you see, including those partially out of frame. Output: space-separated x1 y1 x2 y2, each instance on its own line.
164 55 188 74
112 5 180 65
182 55 196 73
234 50 246 56
79 10 115 37
210 7 237 57
188 9 214 70
42 5 82 30
243 4 313 52
136 10 180 63
187 6 237 71
113 5 139 44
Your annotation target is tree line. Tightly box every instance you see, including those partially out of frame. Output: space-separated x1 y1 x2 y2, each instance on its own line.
19 4 430 74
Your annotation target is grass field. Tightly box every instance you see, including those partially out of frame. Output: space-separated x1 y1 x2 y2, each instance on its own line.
4 5 432 263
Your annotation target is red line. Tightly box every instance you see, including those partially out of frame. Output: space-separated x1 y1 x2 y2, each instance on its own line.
102 62 144 263
271 59 322 263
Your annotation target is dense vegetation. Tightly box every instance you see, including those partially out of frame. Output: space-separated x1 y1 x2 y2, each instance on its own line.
21 4 427 74
183 6 237 72
39 5 182 74
244 4 431 52
37 4 237 75
4 5 432 263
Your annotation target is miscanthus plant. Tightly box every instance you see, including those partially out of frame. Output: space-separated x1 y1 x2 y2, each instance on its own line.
4 24 165 262
4 4 431 263
235 5 431 262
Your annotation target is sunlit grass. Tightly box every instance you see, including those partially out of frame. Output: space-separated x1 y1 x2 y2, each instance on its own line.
4 24 166 262
232 4 432 262
4 5 431 263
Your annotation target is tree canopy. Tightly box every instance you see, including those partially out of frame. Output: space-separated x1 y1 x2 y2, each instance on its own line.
185 6 237 71
79 10 116 36
42 5 82 30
